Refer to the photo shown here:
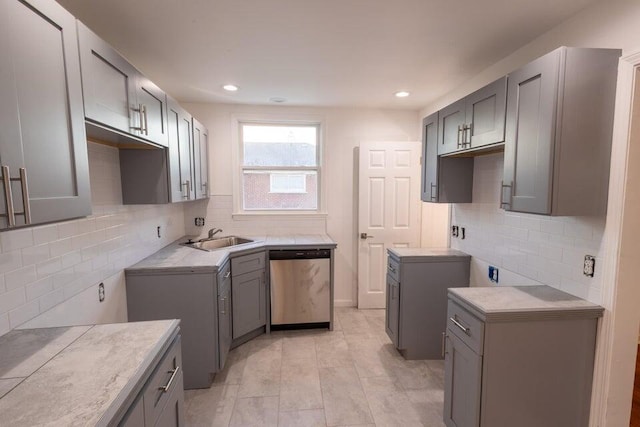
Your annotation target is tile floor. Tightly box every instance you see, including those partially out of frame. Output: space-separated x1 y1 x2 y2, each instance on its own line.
184 308 446 427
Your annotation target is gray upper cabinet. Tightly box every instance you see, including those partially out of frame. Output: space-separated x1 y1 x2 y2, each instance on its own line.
168 98 194 202
421 112 474 203
78 22 168 147
438 77 507 156
438 99 466 155
0 0 91 230
192 118 209 199
503 47 620 215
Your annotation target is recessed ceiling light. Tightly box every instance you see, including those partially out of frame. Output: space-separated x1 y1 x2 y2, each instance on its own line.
223 84 239 92
269 97 287 103
395 91 410 98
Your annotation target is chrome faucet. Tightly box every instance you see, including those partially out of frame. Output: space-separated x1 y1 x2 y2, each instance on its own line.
208 228 223 239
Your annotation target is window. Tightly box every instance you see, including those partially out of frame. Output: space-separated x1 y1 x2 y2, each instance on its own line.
240 123 320 211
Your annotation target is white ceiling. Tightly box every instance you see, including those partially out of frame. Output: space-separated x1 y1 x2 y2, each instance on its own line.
56 0 599 110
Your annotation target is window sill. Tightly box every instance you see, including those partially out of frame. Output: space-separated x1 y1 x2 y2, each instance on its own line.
232 211 328 220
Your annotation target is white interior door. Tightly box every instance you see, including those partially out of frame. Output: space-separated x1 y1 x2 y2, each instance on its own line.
358 141 422 309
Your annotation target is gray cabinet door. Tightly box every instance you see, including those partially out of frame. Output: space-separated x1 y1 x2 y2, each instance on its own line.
503 50 560 215
153 372 185 427
0 0 91 229
232 269 266 339
385 274 400 347
438 99 466 155
192 118 209 199
217 271 232 370
421 112 439 202
167 98 194 202
136 76 169 147
444 332 482 427
465 77 507 149
78 22 139 135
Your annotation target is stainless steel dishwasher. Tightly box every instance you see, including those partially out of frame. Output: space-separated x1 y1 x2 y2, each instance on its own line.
269 249 331 329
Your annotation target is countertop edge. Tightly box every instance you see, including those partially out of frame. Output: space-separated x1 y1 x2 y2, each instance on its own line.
97 319 181 427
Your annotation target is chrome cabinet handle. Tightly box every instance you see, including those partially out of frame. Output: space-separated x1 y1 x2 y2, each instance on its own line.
224 271 231 279
499 180 513 209
130 104 144 132
182 180 191 199
1 165 15 227
159 366 180 393
19 168 31 225
457 125 463 148
142 104 149 135
430 182 437 201
466 122 473 146
449 317 470 335
388 264 397 274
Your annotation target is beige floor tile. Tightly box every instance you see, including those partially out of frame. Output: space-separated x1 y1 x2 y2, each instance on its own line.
238 357 281 398
184 384 239 427
392 360 444 391
319 366 374 426
360 376 424 426
212 349 247 386
315 333 354 369
278 409 327 427
282 335 317 360
229 396 279 427
280 358 323 411
406 388 446 427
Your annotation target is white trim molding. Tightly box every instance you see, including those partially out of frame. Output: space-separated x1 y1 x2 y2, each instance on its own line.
590 49 640 427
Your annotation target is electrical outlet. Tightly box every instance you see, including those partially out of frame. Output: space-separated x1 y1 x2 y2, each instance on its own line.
583 255 596 277
98 283 105 302
488 266 499 283
195 217 205 226
452 225 459 238
157 226 161 239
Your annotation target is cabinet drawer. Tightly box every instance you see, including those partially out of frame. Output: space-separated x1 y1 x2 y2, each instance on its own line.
447 301 484 355
387 257 400 283
232 251 265 277
143 336 183 427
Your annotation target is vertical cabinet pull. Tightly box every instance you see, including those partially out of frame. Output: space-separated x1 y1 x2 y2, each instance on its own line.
1 165 16 227
19 168 31 225
142 104 148 135
158 366 180 393
182 180 191 199
430 182 437 201
499 181 513 209
463 123 472 147
457 125 463 148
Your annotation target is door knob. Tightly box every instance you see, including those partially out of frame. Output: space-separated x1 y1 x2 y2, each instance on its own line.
360 233 374 239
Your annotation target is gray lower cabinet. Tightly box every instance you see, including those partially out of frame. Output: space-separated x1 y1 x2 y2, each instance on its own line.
385 249 470 360
503 47 620 215
444 290 602 427
217 261 232 370
231 251 267 339
421 112 474 203
78 22 168 147
192 118 209 200
0 0 91 230
438 77 507 155
126 271 218 389
120 335 185 427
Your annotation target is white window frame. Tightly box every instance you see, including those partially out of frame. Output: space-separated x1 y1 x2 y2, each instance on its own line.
231 114 326 217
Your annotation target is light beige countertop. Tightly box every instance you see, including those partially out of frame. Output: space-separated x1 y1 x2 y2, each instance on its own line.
0 320 180 426
448 285 604 322
126 234 337 274
387 247 470 263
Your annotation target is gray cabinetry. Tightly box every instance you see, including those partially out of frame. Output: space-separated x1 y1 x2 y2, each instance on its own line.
119 98 195 204
0 0 91 230
192 118 209 199
438 77 507 156
421 112 474 203
119 335 184 427
503 47 620 215
217 261 232 370
78 22 168 147
231 251 267 339
444 286 603 427
126 271 218 389
385 249 470 360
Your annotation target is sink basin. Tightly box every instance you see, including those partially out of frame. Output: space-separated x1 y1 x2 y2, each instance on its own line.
182 236 254 251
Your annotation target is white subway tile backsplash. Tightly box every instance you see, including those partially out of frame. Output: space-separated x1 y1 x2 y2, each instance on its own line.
452 153 606 304
38 289 64 313
5 266 37 291
36 257 63 278
0 251 23 275
0 288 26 314
32 225 59 245
21 244 51 266
8 300 39 328
0 228 34 252
25 277 53 301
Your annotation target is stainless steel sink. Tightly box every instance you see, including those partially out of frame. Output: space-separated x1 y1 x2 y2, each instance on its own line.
182 236 254 251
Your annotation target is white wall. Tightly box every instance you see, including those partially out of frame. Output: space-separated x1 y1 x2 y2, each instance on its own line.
0 143 186 335
181 103 420 306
